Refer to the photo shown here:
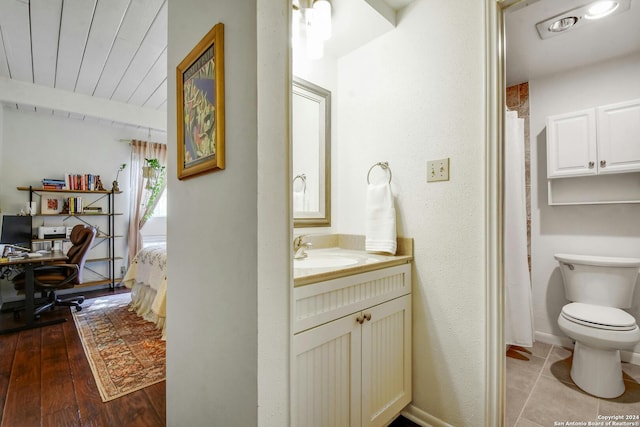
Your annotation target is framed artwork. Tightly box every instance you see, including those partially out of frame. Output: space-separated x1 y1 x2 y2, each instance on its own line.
176 23 225 180
42 196 62 214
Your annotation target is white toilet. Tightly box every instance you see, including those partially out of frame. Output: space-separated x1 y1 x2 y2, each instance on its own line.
555 253 640 398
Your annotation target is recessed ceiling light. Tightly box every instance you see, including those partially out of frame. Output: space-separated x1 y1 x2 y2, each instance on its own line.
548 16 578 33
584 1 619 19
535 0 630 39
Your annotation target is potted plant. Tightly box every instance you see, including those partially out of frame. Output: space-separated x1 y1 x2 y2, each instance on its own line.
142 158 166 221
112 163 126 192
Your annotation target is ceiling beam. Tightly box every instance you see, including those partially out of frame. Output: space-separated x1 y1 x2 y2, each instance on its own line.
0 76 166 131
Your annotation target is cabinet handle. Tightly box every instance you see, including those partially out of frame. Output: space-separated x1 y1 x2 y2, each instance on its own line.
356 314 365 324
588 161 594 169
364 312 372 322
600 160 607 168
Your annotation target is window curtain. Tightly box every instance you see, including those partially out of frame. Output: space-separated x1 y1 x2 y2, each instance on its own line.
128 140 167 263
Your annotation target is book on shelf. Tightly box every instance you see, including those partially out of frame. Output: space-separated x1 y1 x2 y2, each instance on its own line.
83 206 103 213
64 173 103 191
42 178 65 184
66 196 83 214
42 178 66 190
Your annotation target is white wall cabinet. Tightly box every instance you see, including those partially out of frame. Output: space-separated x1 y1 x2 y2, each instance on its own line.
596 99 640 174
546 98 640 205
546 109 597 178
547 98 640 179
293 264 412 427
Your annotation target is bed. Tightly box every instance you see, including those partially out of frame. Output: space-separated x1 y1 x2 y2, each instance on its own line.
122 245 167 339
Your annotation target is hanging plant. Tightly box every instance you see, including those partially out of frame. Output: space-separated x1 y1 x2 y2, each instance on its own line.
142 158 166 221
143 158 164 179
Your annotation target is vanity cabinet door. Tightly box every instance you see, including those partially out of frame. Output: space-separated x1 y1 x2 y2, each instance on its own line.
597 99 640 175
293 313 362 427
546 109 597 178
361 295 412 427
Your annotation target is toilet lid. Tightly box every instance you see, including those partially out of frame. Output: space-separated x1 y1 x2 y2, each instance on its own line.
561 303 637 331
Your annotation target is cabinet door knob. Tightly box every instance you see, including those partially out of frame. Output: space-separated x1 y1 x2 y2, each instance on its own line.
356 314 365 324
364 313 372 322
588 161 594 168
600 160 607 168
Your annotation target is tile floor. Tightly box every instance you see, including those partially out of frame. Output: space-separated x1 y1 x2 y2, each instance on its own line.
506 342 640 427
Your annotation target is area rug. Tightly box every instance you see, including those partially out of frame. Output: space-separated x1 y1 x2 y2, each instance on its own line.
72 292 166 402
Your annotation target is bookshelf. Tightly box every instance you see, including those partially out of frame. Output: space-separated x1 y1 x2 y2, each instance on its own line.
17 186 124 290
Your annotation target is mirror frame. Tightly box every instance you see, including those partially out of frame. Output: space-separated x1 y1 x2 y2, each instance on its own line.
292 76 331 227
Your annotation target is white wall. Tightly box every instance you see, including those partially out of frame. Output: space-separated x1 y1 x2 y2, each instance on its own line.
335 1 487 425
530 53 640 353
167 0 289 425
0 109 164 302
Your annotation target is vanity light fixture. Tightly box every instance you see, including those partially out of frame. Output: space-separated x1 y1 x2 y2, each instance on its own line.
313 0 332 41
292 0 332 60
536 0 629 40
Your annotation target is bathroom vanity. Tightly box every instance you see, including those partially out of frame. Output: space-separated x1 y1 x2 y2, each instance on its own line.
292 235 413 427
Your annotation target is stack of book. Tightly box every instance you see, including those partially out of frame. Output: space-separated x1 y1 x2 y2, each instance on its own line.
42 178 66 190
83 206 103 214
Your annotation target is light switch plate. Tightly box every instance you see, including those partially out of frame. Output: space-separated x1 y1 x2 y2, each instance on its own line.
427 158 450 182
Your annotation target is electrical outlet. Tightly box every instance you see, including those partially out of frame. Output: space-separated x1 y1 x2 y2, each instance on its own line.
427 158 450 182
120 266 126 275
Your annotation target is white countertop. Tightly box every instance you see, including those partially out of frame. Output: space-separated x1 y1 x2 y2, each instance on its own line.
293 247 412 287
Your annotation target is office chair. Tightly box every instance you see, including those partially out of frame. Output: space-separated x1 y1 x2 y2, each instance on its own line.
13 225 96 315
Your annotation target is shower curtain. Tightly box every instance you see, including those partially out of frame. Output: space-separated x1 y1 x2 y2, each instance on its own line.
504 110 534 347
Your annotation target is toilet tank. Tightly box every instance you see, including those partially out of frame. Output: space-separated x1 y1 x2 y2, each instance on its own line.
555 254 640 309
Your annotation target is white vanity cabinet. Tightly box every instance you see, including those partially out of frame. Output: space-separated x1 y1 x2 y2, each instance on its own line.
293 264 412 427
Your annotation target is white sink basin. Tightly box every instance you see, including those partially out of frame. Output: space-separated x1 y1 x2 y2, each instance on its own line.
294 256 359 269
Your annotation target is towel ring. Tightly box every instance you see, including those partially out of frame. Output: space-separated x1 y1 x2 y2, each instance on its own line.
293 173 307 192
367 162 392 184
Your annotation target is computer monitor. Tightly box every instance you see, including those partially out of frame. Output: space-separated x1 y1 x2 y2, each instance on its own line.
0 215 32 252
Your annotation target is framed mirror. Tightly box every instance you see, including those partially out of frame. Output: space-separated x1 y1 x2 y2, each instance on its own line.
292 77 331 227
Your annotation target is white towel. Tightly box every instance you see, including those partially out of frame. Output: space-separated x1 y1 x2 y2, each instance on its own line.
365 183 397 254
293 190 305 212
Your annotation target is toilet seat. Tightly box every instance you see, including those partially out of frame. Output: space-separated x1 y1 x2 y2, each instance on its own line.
561 302 637 331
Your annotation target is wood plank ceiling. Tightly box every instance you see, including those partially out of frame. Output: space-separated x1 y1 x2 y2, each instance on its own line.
0 0 167 131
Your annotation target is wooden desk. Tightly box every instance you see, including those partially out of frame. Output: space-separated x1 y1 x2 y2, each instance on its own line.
0 250 68 334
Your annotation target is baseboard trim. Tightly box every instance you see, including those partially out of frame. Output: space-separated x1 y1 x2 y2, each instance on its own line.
535 331 573 348
535 331 640 365
401 404 455 427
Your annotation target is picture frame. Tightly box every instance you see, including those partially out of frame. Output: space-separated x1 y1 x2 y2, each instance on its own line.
41 196 62 214
176 23 225 180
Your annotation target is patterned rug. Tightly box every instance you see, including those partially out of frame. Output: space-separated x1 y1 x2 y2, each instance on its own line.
71 292 166 402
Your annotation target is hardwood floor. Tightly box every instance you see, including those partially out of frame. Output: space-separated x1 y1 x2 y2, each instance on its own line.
0 287 166 427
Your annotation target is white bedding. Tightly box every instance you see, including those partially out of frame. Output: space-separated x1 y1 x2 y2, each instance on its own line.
122 245 167 339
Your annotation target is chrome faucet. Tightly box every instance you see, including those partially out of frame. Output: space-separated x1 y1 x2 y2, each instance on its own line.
293 235 313 259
